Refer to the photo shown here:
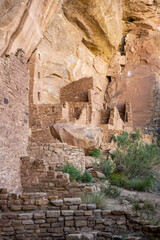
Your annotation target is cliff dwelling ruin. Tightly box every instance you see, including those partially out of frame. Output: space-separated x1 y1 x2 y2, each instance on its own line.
0 0 160 239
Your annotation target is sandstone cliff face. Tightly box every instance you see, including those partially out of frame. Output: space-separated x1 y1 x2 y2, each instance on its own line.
34 0 123 104
106 0 160 130
38 8 108 104
63 0 122 63
0 0 60 58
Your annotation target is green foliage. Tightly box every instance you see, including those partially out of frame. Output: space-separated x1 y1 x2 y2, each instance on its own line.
101 184 121 198
110 173 154 191
90 149 101 158
112 131 141 149
110 131 160 190
99 158 115 179
133 202 142 211
81 170 92 183
81 192 107 209
62 163 82 182
62 163 92 183
126 176 154 192
133 201 160 226
110 173 128 188
143 201 157 212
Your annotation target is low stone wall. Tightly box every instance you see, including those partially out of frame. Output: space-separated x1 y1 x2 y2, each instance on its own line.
27 142 85 172
0 190 159 240
20 157 98 197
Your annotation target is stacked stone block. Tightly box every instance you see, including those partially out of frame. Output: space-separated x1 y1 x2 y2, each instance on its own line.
20 156 100 197
0 190 159 240
27 142 85 173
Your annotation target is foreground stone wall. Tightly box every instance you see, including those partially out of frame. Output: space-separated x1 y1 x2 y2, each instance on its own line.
0 191 159 240
0 50 30 192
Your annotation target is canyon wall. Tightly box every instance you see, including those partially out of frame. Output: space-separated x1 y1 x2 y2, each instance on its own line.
0 0 60 58
106 0 160 130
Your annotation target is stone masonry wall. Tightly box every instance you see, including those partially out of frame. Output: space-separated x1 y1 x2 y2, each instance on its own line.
0 50 30 192
60 77 94 103
20 157 70 195
20 157 95 197
30 104 69 143
27 142 85 172
28 104 85 182
68 102 91 124
0 191 159 240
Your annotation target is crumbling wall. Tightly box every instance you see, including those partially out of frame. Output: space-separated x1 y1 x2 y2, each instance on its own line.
109 107 124 130
0 50 30 191
29 104 59 143
20 157 70 194
20 156 93 196
28 50 44 105
27 142 85 173
60 77 106 126
124 101 133 130
60 77 94 103
68 102 91 124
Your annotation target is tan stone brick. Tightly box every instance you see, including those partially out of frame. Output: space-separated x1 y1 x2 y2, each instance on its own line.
22 205 36 211
61 210 74 216
22 220 34 225
65 220 74 227
46 211 60 218
34 213 45 219
9 205 22 211
35 199 49 206
75 220 87 227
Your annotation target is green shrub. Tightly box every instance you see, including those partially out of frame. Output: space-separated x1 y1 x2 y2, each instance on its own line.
126 176 154 191
101 184 121 198
110 131 160 190
110 172 154 191
90 149 101 158
81 192 107 209
62 163 93 183
99 158 115 179
133 202 142 211
110 173 129 188
81 170 92 183
133 200 160 226
143 201 157 212
62 163 81 182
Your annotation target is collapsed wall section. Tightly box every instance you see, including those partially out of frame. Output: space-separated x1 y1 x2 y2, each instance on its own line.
0 49 30 192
